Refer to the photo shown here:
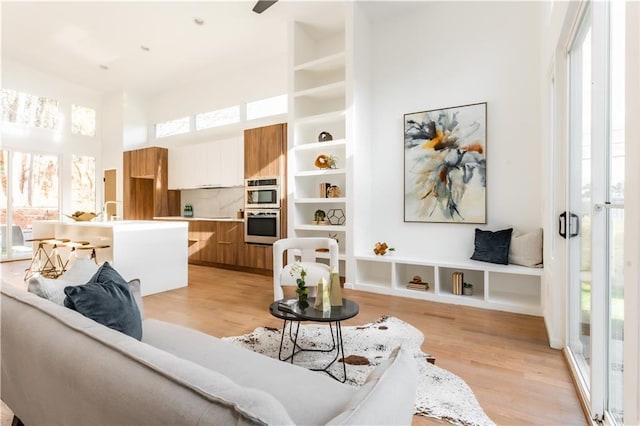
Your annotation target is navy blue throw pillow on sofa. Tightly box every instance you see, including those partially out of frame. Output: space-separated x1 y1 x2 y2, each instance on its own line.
470 228 513 265
64 262 142 340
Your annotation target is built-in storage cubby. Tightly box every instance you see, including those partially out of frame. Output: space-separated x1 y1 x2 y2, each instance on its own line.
394 262 436 295
354 255 544 316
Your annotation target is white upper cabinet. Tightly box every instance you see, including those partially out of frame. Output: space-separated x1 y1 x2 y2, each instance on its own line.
168 138 243 189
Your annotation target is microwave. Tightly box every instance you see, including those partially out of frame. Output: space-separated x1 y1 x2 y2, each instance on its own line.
244 209 280 244
245 177 280 209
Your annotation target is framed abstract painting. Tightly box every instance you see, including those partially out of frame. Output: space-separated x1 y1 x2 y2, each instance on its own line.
404 102 487 224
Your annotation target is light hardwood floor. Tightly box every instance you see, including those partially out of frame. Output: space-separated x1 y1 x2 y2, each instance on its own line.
0 261 586 425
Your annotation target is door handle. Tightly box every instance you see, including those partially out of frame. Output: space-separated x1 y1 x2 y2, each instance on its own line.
569 213 580 238
559 211 580 239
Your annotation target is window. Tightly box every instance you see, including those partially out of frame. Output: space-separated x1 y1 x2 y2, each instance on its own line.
1 88 60 130
155 116 190 138
71 155 96 214
246 94 287 120
71 104 96 136
195 105 240 130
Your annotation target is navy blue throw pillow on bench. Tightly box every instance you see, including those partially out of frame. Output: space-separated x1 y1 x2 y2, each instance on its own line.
470 228 513 265
64 262 142 340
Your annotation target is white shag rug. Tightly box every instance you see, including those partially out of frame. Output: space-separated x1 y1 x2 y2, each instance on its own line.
222 315 495 426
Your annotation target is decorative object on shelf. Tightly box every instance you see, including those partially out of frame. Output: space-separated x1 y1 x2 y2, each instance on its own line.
314 154 337 169
452 272 464 295
319 182 331 198
407 275 429 291
65 211 99 222
462 282 473 296
318 131 333 142
373 241 390 255
312 209 328 225
327 208 345 226
183 203 194 218
327 185 342 198
404 102 487 224
470 227 513 265
290 262 309 309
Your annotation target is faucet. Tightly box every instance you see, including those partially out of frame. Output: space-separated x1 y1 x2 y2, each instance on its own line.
102 201 121 221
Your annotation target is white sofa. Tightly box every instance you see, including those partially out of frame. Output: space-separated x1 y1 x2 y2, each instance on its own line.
1 283 418 425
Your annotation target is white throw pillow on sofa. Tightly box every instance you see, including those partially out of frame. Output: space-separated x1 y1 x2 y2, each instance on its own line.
28 276 73 305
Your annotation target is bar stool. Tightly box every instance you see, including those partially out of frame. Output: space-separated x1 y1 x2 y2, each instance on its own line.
24 238 70 279
60 240 91 272
75 244 111 264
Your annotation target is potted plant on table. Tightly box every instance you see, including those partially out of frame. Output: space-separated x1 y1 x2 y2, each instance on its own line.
290 263 309 309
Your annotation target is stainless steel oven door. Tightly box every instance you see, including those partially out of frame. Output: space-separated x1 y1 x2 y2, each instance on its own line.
244 209 280 244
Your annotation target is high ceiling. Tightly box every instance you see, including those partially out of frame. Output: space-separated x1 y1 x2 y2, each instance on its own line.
1 1 350 96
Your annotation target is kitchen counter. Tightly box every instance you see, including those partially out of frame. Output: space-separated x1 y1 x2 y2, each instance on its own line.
154 216 244 222
32 220 188 296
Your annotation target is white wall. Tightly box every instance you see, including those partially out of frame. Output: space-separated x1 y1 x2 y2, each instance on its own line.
147 52 288 129
362 1 543 260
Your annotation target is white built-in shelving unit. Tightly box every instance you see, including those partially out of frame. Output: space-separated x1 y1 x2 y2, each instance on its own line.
355 254 543 316
288 20 351 278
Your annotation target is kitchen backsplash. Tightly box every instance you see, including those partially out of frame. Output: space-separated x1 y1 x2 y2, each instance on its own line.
180 187 244 218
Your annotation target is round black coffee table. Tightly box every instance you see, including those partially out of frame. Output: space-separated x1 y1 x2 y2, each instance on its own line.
269 297 359 382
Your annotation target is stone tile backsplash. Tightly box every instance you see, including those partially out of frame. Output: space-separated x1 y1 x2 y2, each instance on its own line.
180 187 244 218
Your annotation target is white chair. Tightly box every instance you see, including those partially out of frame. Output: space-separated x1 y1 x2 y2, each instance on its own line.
272 237 339 301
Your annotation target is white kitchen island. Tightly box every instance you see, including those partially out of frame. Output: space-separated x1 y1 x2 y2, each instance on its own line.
31 220 188 296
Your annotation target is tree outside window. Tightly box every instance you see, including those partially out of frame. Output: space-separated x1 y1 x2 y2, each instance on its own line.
71 104 96 136
71 155 96 214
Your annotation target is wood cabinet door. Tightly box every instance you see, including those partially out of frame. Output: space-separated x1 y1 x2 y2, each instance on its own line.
243 243 273 270
188 221 217 263
129 148 157 178
244 123 286 179
216 222 244 265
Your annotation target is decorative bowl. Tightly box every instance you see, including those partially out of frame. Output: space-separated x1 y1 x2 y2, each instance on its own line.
65 212 99 222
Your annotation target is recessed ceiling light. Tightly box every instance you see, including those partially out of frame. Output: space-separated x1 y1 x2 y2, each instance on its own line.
194 17 204 26
99 65 109 70
140 45 150 52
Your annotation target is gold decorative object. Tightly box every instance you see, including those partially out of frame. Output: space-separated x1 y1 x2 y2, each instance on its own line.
373 242 389 255
314 154 337 169
65 211 99 221
327 185 342 198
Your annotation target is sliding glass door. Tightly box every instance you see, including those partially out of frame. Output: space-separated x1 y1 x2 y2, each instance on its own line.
0 150 60 261
566 2 625 423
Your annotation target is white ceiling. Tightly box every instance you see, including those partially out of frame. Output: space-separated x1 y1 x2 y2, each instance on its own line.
1 0 350 96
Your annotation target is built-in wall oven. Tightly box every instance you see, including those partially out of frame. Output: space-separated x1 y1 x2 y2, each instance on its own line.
244 209 280 244
244 176 281 244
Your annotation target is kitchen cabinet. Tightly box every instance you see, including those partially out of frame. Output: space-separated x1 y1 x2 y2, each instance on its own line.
190 221 218 263
216 221 244 265
244 123 287 179
124 147 180 220
168 138 243 190
242 243 273 271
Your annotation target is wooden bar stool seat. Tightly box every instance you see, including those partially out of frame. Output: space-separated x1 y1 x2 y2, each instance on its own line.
75 244 111 263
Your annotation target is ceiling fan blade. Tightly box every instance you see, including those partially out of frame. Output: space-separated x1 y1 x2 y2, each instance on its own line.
252 0 278 14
